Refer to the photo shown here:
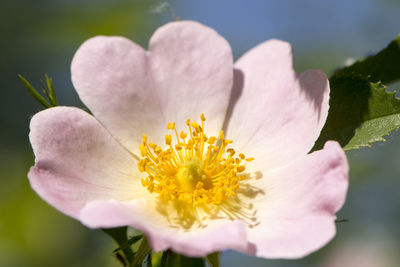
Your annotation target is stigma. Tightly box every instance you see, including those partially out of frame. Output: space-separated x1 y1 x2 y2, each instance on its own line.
138 114 254 209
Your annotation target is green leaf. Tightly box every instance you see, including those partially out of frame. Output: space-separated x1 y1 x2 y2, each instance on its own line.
132 237 152 267
336 35 400 84
18 74 51 108
102 227 129 249
314 73 400 151
313 35 400 151
206 252 220 267
102 227 134 265
113 234 143 253
44 73 58 106
40 79 51 104
19 74 59 108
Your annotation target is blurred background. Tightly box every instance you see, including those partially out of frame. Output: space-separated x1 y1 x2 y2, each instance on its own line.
1 0 400 266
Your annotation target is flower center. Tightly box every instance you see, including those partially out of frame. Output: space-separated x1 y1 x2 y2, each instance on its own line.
176 159 210 193
138 114 255 226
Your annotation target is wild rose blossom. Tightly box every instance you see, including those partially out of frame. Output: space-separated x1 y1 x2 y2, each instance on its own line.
28 21 348 259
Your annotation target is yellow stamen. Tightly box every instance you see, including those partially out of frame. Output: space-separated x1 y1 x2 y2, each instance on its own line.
165 134 172 145
137 114 254 225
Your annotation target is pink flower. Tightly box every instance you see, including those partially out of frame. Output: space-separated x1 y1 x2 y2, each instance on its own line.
28 21 348 259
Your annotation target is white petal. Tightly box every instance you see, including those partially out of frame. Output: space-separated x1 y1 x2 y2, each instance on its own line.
227 40 329 168
28 107 145 219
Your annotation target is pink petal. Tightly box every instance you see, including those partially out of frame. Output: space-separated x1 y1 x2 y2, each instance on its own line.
80 199 249 257
28 107 145 219
247 141 348 258
71 21 233 156
227 40 330 168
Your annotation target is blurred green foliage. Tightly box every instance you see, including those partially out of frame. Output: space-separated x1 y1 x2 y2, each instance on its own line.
0 0 156 151
0 0 158 266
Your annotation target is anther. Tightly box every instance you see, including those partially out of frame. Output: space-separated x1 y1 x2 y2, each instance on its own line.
180 131 187 139
139 143 147 157
165 134 172 145
207 136 217 144
167 122 175 130
227 148 235 156
190 121 201 132
142 134 147 143
237 166 245 172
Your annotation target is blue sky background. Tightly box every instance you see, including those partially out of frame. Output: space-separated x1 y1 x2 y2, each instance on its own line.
171 0 400 70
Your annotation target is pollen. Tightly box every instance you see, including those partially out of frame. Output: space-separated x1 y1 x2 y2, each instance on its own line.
138 114 254 225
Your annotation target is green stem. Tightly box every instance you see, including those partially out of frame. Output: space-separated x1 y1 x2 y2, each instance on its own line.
165 252 205 267
160 251 169 267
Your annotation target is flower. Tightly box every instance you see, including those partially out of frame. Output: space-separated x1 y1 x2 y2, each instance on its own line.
28 21 348 259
